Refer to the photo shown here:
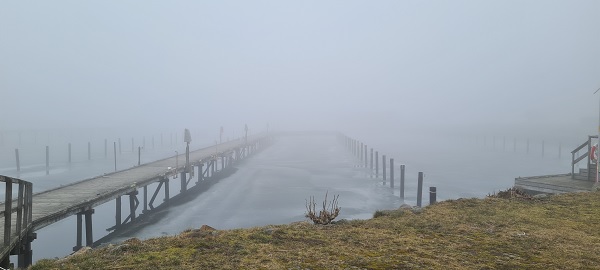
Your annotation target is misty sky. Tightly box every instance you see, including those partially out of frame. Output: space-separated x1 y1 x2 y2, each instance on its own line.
1 1 599 137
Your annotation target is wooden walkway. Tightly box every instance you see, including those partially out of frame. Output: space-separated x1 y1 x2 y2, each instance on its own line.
515 174 596 194
0 135 266 267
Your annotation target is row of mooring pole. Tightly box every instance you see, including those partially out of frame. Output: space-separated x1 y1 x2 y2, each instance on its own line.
340 134 436 207
13 138 148 174
481 136 566 159
0 132 188 148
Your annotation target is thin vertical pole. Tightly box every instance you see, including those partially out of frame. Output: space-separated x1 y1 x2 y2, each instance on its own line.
417 172 424 207
542 140 545 158
390 158 394 189
114 142 117 171
88 142 91 160
68 143 72 163
364 145 367 167
375 151 379 178
370 148 373 171
382 155 387 184
15 149 20 172
138 146 141 166
46 146 50 175
400 164 405 200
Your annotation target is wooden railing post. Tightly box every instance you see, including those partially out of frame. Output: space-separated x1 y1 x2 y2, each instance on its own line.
4 177 12 246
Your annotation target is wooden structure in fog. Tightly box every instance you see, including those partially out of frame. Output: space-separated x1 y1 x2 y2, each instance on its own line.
515 135 598 194
0 135 269 268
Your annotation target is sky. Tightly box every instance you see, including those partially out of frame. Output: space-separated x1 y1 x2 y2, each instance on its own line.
1 1 599 139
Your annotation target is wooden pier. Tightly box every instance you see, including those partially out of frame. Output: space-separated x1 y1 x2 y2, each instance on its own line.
515 135 599 194
0 134 269 268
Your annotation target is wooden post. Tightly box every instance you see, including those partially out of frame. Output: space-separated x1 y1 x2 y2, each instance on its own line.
375 151 379 178
114 142 117 171
390 158 394 189
370 148 373 171
88 142 91 160
74 213 82 251
46 146 49 175
143 186 148 213
68 143 72 163
429 187 437 205
360 142 363 162
115 196 122 228
15 149 20 172
138 146 141 165
382 155 387 184
4 178 12 246
364 145 367 167
542 140 545 158
559 143 562 159
197 163 203 183
417 172 423 207
400 164 405 200
129 193 136 221
84 210 93 247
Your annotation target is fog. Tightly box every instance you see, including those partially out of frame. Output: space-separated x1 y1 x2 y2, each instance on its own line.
1 1 599 139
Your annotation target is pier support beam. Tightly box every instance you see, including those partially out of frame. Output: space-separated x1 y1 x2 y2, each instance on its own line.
73 209 94 251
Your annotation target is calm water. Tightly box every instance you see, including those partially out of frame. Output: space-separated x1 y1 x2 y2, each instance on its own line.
0 131 579 262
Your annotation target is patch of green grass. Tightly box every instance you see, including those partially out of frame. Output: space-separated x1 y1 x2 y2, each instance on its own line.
30 191 600 269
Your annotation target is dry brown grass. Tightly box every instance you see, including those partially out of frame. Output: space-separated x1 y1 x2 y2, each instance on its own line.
31 191 600 270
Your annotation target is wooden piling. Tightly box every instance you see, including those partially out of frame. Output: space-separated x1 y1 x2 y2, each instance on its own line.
15 149 20 172
113 142 117 171
417 172 423 207
370 148 373 171
390 158 394 189
382 155 387 183
364 145 367 167
429 187 437 205
375 151 379 178
84 210 93 247
46 146 49 175
400 164 405 199
115 196 122 227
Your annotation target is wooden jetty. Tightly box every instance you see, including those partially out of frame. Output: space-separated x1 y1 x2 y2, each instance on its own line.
515 135 599 194
0 134 269 268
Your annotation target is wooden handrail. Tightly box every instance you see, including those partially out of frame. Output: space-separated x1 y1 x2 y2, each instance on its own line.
0 176 33 252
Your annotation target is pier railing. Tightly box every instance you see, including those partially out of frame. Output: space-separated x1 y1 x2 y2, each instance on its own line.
0 175 33 265
571 135 597 180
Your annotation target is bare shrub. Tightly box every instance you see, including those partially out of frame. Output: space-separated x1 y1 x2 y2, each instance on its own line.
305 191 340 225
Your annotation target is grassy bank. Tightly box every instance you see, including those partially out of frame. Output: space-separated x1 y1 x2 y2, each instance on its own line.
32 191 600 269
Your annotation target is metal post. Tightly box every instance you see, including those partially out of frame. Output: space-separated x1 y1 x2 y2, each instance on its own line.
390 158 394 188
429 187 437 205
15 148 20 172
400 164 405 200
46 146 49 175
417 172 423 207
